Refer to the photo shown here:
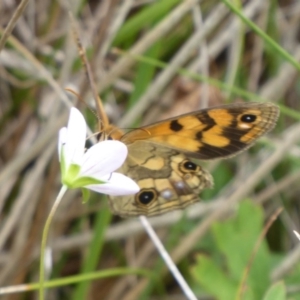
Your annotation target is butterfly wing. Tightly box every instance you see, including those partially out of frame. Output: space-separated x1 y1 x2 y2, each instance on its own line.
108 102 279 217
108 141 213 217
121 102 279 159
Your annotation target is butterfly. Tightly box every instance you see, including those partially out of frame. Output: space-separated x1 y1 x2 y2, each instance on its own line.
97 102 279 217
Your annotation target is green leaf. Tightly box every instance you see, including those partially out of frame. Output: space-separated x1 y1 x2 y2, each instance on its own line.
113 0 181 46
128 42 160 109
212 201 272 298
262 281 286 300
191 254 236 300
81 188 90 203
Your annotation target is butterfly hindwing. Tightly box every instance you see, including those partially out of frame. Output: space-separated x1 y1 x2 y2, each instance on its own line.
108 141 213 217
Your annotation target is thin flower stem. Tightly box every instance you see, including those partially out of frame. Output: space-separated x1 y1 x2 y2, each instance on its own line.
293 230 300 241
39 185 68 300
139 216 197 300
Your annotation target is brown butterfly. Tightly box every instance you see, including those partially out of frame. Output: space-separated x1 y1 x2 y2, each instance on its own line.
97 102 279 217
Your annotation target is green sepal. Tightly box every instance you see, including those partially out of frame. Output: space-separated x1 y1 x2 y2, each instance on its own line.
70 176 106 188
62 163 81 187
81 188 90 203
68 164 81 178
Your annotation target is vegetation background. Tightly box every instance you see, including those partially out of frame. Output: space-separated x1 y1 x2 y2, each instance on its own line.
0 0 300 299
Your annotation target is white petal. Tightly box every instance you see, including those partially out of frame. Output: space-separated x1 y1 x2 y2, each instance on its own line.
65 107 86 165
81 140 128 177
58 127 67 162
86 172 140 196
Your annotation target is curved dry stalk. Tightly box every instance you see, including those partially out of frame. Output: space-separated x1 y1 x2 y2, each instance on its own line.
0 113 66 189
259 46 300 100
255 171 300 205
97 0 203 92
119 3 229 127
191 4 210 109
0 0 30 52
97 0 135 63
247 2 269 92
0 144 56 253
188 0 265 74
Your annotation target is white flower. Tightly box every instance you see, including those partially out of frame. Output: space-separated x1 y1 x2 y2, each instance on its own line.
58 107 140 196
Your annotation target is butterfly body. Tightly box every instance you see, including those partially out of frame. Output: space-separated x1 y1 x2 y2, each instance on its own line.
103 102 279 217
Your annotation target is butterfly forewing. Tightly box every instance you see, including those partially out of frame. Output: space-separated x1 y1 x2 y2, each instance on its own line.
121 102 279 160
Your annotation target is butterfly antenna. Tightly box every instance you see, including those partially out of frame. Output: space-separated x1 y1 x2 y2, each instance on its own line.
68 11 109 132
65 87 101 122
